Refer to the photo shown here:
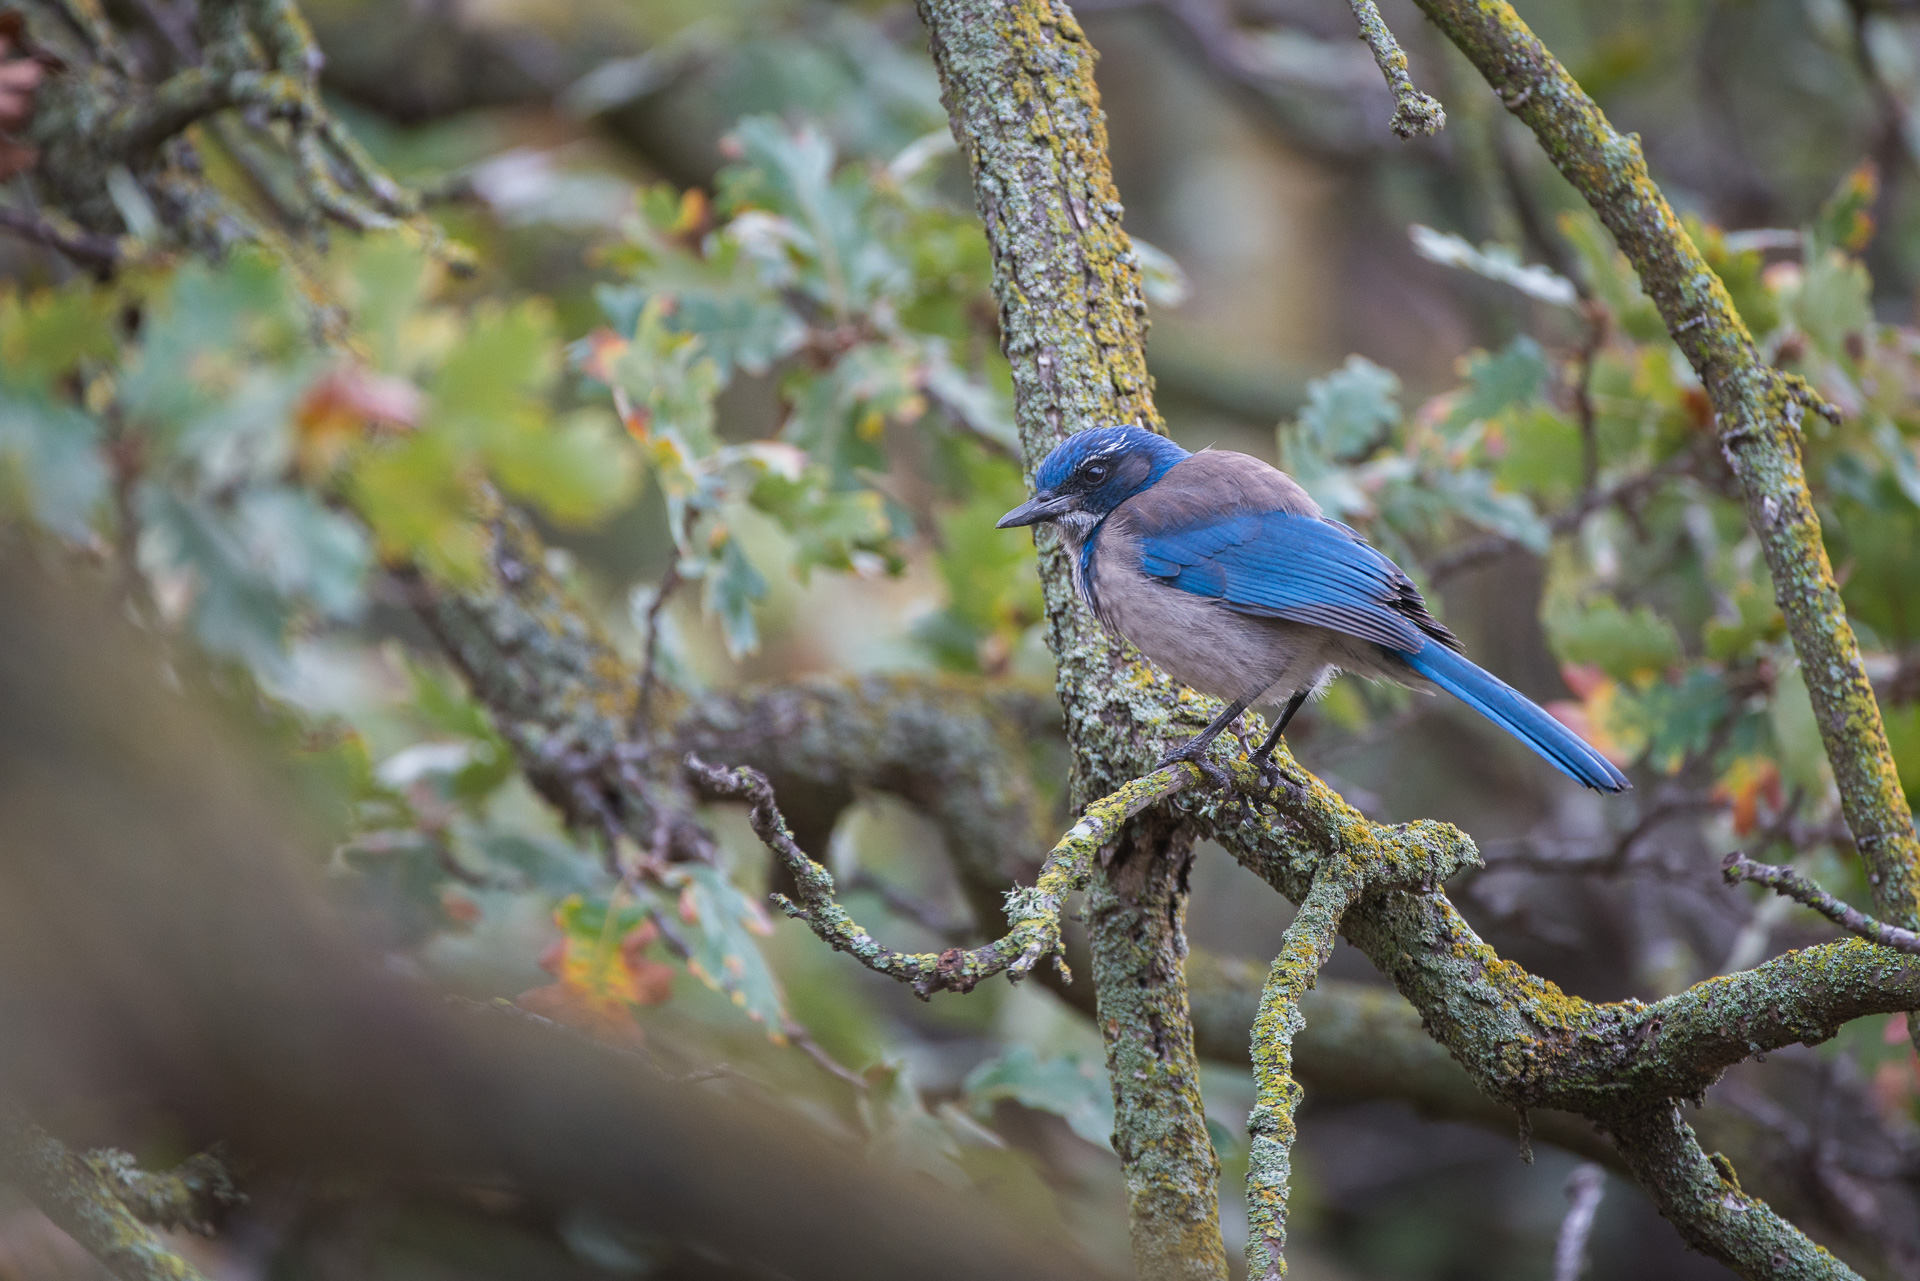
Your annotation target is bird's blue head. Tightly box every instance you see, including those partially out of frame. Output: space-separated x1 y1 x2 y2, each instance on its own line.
996 425 1190 533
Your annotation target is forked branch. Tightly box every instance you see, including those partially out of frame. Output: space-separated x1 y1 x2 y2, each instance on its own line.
686 754 1202 997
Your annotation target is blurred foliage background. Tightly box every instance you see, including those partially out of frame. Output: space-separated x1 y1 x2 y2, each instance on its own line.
6 0 1920 1276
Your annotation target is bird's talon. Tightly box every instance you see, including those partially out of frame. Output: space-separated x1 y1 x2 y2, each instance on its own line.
1155 747 1231 789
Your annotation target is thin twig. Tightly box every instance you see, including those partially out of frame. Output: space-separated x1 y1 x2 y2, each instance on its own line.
782 1020 869 1091
1344 0 1445 139
0 206 122 273
1552 1164 1606 1281
1574 301 1609 500
632 562 681 737
686 753 1200 998
1722 852 1920 954
1428 447 1700 582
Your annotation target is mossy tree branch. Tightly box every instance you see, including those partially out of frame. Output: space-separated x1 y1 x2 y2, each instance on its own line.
1724 852 1920 954
685 754 1201 997
1605 1105 1849 1280
1244 872 1353 1281
0 1121 234 1281
1343 0 1445 139
911 0 1915 1275
911 4 1236 1273
1407 0 1920 1006
1086 811 1228 1281
412 496 1920 1276
13 0 439 263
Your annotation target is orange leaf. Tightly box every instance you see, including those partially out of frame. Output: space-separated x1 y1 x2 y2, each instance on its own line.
440 889 481 925
1711 757 1782 837
1560 662 1608 700
577 327 628 381
295 365 422 473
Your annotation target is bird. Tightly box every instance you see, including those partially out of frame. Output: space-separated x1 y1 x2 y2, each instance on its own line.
996 423 1630 793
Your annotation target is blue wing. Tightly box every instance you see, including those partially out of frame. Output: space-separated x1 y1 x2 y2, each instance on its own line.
1133 509 1629 792
1136 510 1451 653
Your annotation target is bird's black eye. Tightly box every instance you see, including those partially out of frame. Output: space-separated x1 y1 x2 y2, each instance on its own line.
1084 463 1109 483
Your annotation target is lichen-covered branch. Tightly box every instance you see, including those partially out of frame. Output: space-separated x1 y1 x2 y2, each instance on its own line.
1343 0 1445 139
0 205 121 271
1244 872 1354 1281
1085 811 1228 1281
1408 0 1920 1002
686 753 1199 997
84 1148 241 1235
1603 1105 1855 1279
1723 852 1920 954
0 1120 218 1281
16 0 439 262
406 503 718 873
414 477 1920 1274
910 0 1919 1274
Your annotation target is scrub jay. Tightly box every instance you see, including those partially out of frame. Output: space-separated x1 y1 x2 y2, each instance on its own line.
997 424 1630 792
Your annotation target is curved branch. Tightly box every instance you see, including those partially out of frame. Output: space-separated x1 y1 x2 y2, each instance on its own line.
1629 938 1920 1094
1604 1104 1854 1279
0 1120 213 1281
1724 852 1920 954
1408 0 1920 972
686 753 1200 997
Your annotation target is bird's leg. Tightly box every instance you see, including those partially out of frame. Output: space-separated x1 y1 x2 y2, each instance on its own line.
1155 695 1251 788
1248 689 1310 788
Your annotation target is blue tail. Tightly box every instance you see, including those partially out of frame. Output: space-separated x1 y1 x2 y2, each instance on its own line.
1398 643 1630 793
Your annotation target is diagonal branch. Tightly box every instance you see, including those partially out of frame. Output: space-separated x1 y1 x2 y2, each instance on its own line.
1604 1104 1854 1279
686 753 1200 997
1343 0 1444 139
1408 0 1920 999
0 1119 216 1281
1723 851 1920 954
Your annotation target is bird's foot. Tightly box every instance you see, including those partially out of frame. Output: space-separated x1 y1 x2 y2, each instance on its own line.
1154 740 1231 790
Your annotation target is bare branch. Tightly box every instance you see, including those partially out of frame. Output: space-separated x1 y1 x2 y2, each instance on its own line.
632 564 680 738
0 204 122 272
1552 1164 1606 1281
1723 851 1920 954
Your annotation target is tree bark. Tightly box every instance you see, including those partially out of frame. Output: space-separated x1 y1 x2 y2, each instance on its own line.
1086 814 1229 1281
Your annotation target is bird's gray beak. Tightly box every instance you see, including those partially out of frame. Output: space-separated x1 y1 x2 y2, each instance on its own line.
996 491 1075 529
